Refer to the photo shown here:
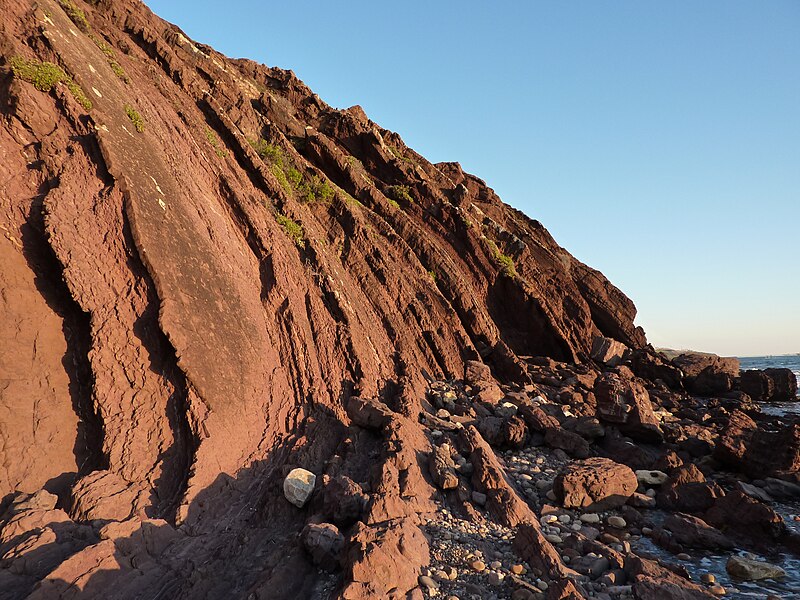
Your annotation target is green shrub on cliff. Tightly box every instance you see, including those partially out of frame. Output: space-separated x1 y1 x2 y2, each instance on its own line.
250 139 284 166
386 185 413 205
286 167 302 188
89 34 130 83
58 0 90 32
386 143 418 166
124 104 144 132
10 56 92 111
205 128 227 158
486 239 516 277
300 175 333 204
250 138 334 203
10 57 63 91
276 213 304 248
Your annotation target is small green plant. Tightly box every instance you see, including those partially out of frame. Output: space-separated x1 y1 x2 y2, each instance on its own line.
65 79 92 110
340 188 362 207
249 138 334 203
271 165 291 194
124 104 144 132
10 56 63 91
204 127 227 157
249 139 292 192
10 56 92 110
388 199 400 209
386 185 414 205
286 167 302 188
89 34 129 83
58 0 90 32
486 239 516 277
109 61 127 81
318 180 334 203
276 213 304 248
300 175 333 204
269 165 292 195
250 138 284 166
428 270 437 282
386 143 418 166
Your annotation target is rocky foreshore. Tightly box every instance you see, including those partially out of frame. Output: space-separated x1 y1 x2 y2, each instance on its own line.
278 350 800 599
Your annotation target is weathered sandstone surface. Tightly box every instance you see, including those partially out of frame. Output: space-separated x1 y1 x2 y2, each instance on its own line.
0 2 798 599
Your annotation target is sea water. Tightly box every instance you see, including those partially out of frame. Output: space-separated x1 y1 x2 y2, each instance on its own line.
631 355 800 597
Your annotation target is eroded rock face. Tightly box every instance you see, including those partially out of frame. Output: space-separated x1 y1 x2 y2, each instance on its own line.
345 521 428 599
741 368 798 402
672 353 739 396
513 522 572 580
429 443 459 490
346 396 394 431
656 465 725 513
594 373 663 442
704 491 786 546
626 555 716 600
554 457 637 511
459 426 539 527
591 336 628 366
659 513 733 550
714 410 800 478
301 523 345 571
322 475 367 526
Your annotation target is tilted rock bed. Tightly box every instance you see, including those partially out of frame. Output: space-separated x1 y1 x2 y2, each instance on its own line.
0 1 798 597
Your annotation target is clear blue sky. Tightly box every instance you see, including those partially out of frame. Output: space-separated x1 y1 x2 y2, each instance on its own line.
144 0 800 357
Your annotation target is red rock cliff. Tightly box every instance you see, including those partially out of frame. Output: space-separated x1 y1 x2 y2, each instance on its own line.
0 0 646 597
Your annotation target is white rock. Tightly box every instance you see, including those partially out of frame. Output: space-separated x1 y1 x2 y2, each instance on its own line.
607 516 626 528
283 468 316 507
580 513 601 524
495 402 518 418
726 555 786 580
635 470 669 486
542 514 558 524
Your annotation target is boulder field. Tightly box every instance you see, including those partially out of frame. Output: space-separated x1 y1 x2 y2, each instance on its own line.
0 1 798 599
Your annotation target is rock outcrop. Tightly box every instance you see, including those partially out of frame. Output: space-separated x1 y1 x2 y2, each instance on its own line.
671 352 739 396
594 373 663 442
0 1 649 596
0 1 798 599
553 457 637 511
741 368 799 402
